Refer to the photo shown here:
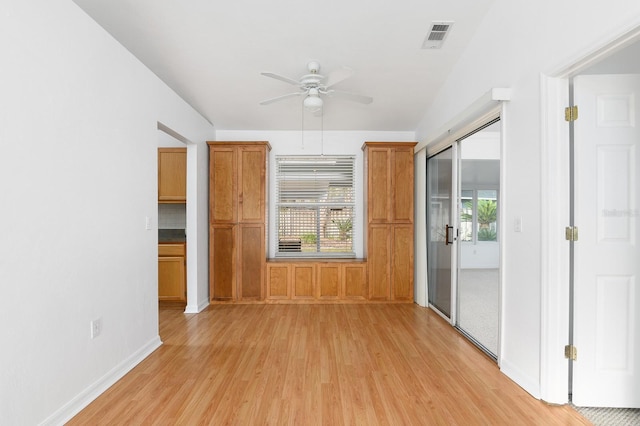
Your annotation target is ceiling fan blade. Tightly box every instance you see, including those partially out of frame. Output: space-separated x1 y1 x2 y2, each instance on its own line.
324 66 355 89
326 89 373 104
261 72 300 86
259 92 304 105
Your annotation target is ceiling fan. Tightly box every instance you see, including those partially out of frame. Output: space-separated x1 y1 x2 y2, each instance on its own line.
259 61 373 111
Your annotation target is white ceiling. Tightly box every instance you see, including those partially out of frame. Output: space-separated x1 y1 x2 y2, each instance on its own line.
73 0 496 131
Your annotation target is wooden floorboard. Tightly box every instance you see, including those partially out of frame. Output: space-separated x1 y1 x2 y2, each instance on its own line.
69 304 590 425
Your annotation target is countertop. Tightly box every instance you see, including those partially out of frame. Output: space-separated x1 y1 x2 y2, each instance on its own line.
159 229 186 243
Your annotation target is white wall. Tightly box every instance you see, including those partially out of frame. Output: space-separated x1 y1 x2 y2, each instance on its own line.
216 130 416 258
0 1 214 424
414 0 640 401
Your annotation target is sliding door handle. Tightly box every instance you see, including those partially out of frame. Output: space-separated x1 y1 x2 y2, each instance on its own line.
445 224 454 245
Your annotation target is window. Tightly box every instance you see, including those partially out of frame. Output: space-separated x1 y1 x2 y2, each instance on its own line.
276 156 355 257
460 189 498 242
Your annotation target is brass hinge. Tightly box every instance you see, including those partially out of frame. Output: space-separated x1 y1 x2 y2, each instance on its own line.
565 226 579 241
565 344 578 361
565 105 579 122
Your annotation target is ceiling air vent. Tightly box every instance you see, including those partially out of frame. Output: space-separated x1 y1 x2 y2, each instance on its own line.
422 21 454 49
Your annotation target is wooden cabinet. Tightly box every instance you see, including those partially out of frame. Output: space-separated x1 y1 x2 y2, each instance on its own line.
364 143 414 223
292 264 315 300
367 224 414 300
210 225 236 300
158 148 187 203
368 225 391 300
266 260 367 302
208 142 270 301
158 243 186 302
317 264 340 300
238 224 265 299
363 142 416 301
266 263 289 299
343 263 367 300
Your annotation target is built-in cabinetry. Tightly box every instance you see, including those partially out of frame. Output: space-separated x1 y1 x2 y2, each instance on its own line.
158 148 187 203
266 260 367 301
363 142 417 301
158 243 186 302
207 140 415 304
208 142 270 301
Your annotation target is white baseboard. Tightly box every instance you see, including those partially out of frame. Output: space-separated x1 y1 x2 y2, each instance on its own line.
185 298 209 314
500 357 541 400
39 336 162 426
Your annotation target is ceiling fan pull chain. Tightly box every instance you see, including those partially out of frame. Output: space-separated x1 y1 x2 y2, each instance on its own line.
321 110 324 156
301 100 305 150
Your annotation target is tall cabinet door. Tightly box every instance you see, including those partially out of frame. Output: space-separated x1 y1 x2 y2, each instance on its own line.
368 225 391 300
210 147 237 223
392 225 414 300
367 147 391 223
238 147 266 223
210 225 236 300
238 224 264 300
391 148 415 223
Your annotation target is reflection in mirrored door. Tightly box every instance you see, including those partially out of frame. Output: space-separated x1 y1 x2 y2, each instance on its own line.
456 120 501 358
427 147 454 318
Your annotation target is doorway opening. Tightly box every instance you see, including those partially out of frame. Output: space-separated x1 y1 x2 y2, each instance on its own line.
541 28 640 409
157 128 189 312
568 45 640 408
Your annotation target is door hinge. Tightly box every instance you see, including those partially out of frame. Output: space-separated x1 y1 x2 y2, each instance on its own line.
565 344 578 361
565 226 579 241
565 105 579 122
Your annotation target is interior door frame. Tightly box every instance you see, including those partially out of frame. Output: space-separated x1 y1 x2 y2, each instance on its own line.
540 26 640 404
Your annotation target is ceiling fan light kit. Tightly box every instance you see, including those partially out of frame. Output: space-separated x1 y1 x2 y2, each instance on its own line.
259 61 373 111
303 89 323 110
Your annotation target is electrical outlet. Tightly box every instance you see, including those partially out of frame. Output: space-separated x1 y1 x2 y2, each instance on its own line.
90 318 102 339
145 216 152 230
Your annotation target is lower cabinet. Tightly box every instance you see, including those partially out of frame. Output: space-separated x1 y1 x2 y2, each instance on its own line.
158 243 186 302
368 224 414 301
342 263 368 300
266 261 367 301
210 224 265 301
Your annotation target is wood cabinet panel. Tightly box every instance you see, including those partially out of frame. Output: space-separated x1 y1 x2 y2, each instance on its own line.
158 243 185 257
209 148 237 223
368 225 391 300
343 263 367 300
210 225 235 300
392 225 414 300
293 264 315 299
158 255 185 302
317 264 340 299
238 224 264 300
368 148 390 223
238 147 266 223
158 148 186 203
266 264 290 299
392 148 415 223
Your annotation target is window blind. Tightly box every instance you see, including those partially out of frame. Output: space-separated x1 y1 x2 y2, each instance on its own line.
276 156 355 257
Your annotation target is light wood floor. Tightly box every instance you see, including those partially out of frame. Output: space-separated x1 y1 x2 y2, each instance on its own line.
69 304 590 425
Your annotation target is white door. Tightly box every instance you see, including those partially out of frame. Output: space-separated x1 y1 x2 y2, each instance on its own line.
573 74 640 407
